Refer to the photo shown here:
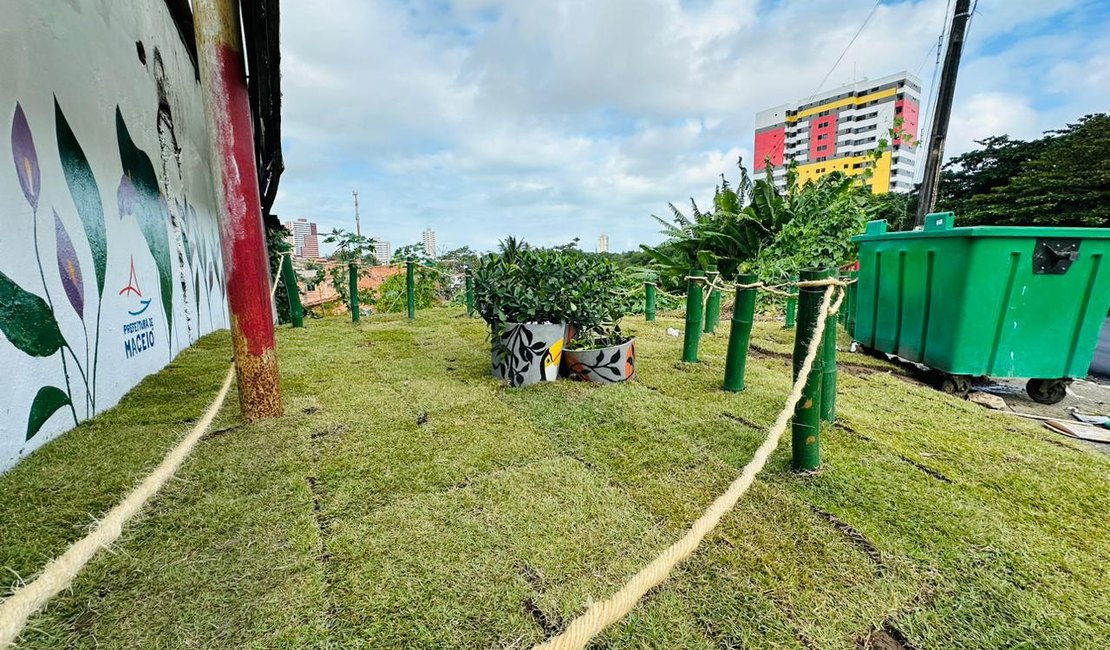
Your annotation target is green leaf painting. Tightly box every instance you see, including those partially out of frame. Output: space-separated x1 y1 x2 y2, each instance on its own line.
27 386 71 441
55 97 107 296
115 107 173 338
0 270 66 357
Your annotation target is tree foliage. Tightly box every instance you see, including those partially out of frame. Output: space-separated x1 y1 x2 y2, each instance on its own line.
935 113 1109 227
641 159 878 289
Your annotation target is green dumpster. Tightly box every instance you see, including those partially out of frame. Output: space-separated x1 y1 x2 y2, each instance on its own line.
852 213 1110 403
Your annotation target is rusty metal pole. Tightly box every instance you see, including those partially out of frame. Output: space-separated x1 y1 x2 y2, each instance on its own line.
193 0 281 420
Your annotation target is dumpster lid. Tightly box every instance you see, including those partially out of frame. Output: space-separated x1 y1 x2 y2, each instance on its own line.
852 214 1110 242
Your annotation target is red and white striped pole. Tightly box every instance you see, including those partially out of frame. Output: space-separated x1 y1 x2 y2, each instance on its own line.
193 0 282 420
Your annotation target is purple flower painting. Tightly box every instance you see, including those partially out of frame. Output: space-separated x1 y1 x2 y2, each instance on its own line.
11 103 40 211
117 173 138 220
54 210 84 319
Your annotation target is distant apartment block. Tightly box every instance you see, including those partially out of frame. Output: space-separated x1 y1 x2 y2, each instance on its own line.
422 228 437 258
285 217 321 259
598 234 609 253
373 240 392 265
754 71 921 194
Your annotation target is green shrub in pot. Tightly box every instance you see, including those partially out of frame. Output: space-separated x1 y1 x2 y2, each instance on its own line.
473 246 568 387
562 257 639 383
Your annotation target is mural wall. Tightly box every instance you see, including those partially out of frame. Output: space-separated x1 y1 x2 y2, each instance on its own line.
0 1 227 473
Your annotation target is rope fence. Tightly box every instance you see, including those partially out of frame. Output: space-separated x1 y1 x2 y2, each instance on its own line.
0 366 236 648
533 282 845 650
1 260 854 648
0 254 301 647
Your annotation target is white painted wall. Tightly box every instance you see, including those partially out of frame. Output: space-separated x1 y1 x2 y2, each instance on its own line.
0 1 227 473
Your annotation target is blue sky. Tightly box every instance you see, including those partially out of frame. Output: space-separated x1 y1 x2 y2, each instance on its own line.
274 0 1110 254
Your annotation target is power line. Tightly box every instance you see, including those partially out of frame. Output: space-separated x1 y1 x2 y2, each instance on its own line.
808 0 883 99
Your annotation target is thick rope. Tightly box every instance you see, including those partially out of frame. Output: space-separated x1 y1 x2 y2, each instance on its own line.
0 365 236 648
533 285 843 650
271 251 288 299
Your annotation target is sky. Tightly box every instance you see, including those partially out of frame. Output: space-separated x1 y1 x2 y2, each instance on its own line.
273 0 1110 254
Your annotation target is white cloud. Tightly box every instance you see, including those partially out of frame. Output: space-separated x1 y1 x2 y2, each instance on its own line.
274 0 1110 252
947 92 1040 153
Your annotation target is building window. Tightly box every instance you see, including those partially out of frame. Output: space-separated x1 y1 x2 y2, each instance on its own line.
817 144 828 152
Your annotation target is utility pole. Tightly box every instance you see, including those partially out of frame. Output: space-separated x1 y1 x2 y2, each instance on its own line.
352 190 361 236
915 0 972 228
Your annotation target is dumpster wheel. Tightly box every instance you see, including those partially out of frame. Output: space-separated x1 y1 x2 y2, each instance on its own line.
1026 378 1069 405
938 374 972 397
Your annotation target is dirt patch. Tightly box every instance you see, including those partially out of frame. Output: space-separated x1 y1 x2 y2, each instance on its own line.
899 456 952 483
311 424 347 441
518 563 545 590
748 344 790 361
305 474 339 620
859 624 918 650
810 506 885 575
721 411 764 431
523 597 561 636
834 423 951 483
519 563 562 636
203 425 240 440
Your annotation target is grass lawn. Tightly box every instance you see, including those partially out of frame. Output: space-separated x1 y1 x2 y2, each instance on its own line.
2 308 1108 649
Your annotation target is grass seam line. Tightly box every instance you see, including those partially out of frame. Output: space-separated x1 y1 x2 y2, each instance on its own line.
0 364 235 648
533 286 842 650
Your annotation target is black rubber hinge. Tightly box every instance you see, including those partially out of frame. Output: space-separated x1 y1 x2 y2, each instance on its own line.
1033 238 1080 274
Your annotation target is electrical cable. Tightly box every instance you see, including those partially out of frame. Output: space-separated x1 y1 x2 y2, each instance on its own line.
914 0 954 185
807 0 883 100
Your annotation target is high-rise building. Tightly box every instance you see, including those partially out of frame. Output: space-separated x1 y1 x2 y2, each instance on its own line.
373 240 392 265
422 228 437 259
598 234 609 253
754 71 921 194
285 218 321 259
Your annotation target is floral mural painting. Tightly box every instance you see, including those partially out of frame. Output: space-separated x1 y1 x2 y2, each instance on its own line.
1 2 233 472
3 100 111 439
56 97 108 411
115 107 174 355
4 99 228 447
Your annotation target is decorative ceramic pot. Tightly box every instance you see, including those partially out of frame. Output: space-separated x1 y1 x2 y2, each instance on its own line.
564 338 636 384
492 322 566 387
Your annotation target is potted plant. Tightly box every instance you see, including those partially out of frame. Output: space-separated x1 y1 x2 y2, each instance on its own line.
473 242 567 387
562 257 637 384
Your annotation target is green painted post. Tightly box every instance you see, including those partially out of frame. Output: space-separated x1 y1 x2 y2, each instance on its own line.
682 269 705 363
280 254 304 328
784 274 798 329
406 258 416 320
464 266 475 317
846 270 859 337
644 281 657 322
837 270 849 328
348 262 359 323
723 273 759 392
821 282 839 423
791 268 830 471
703 265 721 334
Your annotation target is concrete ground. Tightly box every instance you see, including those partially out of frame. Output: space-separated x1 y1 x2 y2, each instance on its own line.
970 376 1110 454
